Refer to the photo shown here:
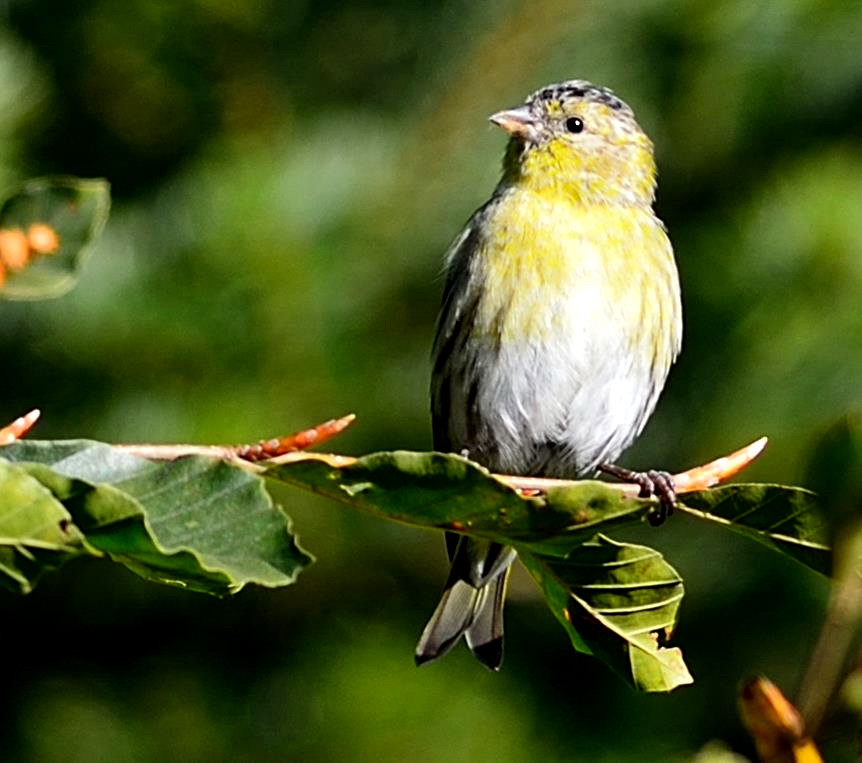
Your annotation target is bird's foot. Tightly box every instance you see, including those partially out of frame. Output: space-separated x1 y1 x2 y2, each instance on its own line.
599 463 677 526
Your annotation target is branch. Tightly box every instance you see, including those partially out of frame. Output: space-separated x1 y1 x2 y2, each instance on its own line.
113 414 357 461
1 407 766 496
495 437 768 496
263 438 768 496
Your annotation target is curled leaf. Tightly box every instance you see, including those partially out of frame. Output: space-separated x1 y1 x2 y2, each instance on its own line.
521 536 692 692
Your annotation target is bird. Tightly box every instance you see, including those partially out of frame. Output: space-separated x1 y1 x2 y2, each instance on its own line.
415 80 683 671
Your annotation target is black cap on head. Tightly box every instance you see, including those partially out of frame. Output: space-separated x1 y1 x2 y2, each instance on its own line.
531 80 630 114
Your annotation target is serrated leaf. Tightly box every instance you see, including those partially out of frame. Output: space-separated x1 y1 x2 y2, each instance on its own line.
520 536 692 692
2 440 311 595
0 458 88 593
679 485 829 575
0 176 110 300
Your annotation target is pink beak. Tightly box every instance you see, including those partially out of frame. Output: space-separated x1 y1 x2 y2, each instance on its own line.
489 106 538 141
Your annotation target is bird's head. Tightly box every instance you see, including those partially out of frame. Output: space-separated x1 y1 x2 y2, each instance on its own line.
491 80 657 205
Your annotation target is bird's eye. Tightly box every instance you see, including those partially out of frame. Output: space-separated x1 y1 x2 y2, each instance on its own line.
565 117 584 133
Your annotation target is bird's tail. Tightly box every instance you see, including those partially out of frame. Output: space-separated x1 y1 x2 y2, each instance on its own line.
415 536 517 671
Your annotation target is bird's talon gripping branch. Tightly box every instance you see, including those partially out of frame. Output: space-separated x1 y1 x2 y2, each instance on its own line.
600 463 677 526
644 470 676 526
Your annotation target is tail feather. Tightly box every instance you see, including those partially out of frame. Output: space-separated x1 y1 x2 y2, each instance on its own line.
415 579 481 665
465 566 510 671
416 536 517 669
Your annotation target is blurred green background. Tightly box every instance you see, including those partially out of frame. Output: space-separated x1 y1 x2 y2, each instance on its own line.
1 0 860 760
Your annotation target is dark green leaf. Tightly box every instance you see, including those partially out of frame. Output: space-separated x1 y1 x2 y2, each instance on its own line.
268 449 828 690
0 176 110 300
679 485 829 575
520 535 692 692
2 440 311 595
267 451 827 569
266 450 655 554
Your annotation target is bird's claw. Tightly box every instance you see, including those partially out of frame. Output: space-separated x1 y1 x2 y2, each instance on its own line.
599 463 677 526
635 470 676 526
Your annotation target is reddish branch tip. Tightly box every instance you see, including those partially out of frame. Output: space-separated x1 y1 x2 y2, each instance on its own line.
672 436 768 493
0 409 41 445
234 414 357 462
497 436 768 496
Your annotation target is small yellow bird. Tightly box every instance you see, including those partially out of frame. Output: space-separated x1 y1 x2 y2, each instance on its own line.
416 80 683 670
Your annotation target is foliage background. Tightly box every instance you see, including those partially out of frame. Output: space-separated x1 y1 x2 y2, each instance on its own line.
1 0 859 760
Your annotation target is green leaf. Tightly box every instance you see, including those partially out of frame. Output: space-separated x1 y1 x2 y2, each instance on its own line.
0 176 110 300
267 449 829 690
0 440 828 691
265 450 656 554
267 451 828 569
0 458 88 594
520 535 692 692
1 440 311 595
679 485 829 575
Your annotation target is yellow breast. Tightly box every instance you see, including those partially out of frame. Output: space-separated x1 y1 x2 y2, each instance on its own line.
473 189 680 358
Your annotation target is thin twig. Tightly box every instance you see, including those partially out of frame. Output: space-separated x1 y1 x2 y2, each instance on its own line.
1 408 767 499
233 414 356 461
496 437 768 496
114 414 357 461
111 433 771 498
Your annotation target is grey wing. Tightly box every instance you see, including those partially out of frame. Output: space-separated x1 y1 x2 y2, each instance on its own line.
429 212 485 453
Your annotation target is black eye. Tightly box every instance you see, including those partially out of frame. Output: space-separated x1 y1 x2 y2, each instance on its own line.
565 117 584 133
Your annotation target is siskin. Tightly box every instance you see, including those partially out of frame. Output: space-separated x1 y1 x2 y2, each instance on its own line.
416 80 683 670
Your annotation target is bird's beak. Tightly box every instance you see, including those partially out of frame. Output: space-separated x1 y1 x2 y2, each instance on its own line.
489 106 538 141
